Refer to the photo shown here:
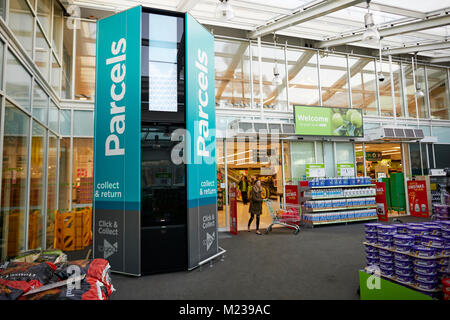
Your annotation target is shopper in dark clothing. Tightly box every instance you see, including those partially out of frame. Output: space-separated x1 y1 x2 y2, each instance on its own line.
248 180 263 235
238 176 249 205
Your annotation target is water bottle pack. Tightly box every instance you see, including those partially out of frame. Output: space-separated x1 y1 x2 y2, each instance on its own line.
343 188 377 197
308 176 371 187
304 208 377 224
306 197 376 209
307 187 375 198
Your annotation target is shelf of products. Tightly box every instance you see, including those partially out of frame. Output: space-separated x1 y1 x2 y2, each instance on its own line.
305 217 378 226
363 267 442 294
300 184 375 191
299 179 378 227
363 221 450 298
304 194 375 200
305 205 377 213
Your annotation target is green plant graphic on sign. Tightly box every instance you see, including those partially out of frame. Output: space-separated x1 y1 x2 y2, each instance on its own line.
294 106 364 137
331 108 363 137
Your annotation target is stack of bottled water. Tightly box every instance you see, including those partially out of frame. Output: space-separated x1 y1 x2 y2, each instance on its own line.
308 176 372 187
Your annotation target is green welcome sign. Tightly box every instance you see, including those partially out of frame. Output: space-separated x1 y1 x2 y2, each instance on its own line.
294 105 364 137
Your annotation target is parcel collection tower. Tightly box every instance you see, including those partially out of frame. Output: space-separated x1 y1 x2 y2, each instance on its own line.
93 6 218 276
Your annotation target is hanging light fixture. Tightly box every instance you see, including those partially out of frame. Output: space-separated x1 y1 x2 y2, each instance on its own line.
413 53 425 99
362 0 380 46
272 34 282 86
216 0 234 21
377 43 385 82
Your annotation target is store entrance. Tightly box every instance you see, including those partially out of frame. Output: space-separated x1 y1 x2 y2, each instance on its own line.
356 143 407 216
356 143 403 179
217 137 283 232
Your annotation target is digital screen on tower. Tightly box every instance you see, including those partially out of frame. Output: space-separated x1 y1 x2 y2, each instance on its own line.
148 14 178 112
293 105 364 137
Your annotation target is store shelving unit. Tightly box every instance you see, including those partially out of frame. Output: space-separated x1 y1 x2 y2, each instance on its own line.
299 183 378 227
304 205 377 213
363 241 450 295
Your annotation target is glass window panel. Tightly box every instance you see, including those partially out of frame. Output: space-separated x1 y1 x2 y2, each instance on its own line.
427 66 450 120
48 100 59 133
73 110 93 136
428 144 434 169
259 44 287 111
58 137 71 212
51 54 61 95
392 62 404 118
8 0 33 57
290 142 315 181
32 82 48 124
35 24 50 80
0 41 3 90
288 49 319 111
215 39 251 109
0 0 6 19
6 50 31 110
404 63 428 119
316 141 324 164
410 143 422 176
431 126 450 143
216 139 225 228
251 43 261 110
320 54 349 108
52 2 63 59
349 57 377 116
36 0 51 36
75 20 96 100
336 142 354 164
434 144 450 169
72 138 93 207
60 109 71 135
419 125 430 136
46 133 57 248
324 141 335 177
28 121 46 250
62 17 73 99
1 102 29 259
377 61 394 117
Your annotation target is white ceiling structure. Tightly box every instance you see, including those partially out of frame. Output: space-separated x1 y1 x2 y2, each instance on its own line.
66 0 450 61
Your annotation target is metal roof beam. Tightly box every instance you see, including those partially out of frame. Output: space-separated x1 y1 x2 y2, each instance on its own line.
317 12 450 48
430 56 450 63
248 0 364 39
355 2 426 19
383 41 450 55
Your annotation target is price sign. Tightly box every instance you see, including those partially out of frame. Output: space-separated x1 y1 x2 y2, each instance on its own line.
306 164 325 178
430 169 446 176
337 163 355 177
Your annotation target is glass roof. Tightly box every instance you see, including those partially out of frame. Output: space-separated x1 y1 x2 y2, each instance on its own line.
73 0 450 59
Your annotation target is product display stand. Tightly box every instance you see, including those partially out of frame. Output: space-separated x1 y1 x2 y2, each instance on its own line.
299 183 378 227
359 270 433 300
363 242 449 292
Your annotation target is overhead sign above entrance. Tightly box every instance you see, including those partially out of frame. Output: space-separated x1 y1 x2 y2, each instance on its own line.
293 105 364 137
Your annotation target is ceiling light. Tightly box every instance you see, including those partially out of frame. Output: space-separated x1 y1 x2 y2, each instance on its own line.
272 65 282 86
272 34 282 86
415 83 425 99
216 0 234 21
362 2 380 46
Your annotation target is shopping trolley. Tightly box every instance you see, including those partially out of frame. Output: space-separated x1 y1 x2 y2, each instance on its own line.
264 199 300 235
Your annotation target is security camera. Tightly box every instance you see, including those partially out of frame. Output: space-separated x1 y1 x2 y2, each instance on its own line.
378 72 385 82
